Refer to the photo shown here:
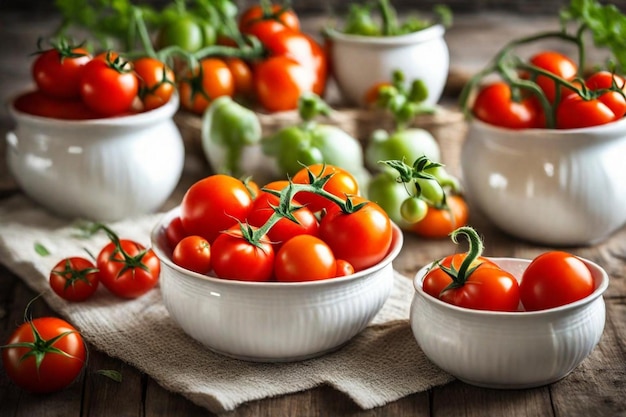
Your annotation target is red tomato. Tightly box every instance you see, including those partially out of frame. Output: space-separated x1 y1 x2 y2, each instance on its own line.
32 46 92 99
529 51 578 103
254 55 315 112
210 225 275 281
2 317 86 393
49 257 100 302
423 254 499 299
584 71 626 120
335 259 355 277
473 81 540 129
165 216 188 250
520 251 595 311
274 234 336 282
178 58 235 114
246 191 319 248
172 235 212 274
224 57 254 98
319 196 392 272
180 174 253 244
556 93 617 129
291 163 360 213
409 194 469 239
133 56 176 111
79 53 139 116
96 239 160 299
239 3 301 34
12 90 101 120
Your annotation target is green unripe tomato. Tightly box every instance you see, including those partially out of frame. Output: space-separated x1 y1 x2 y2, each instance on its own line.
365 128 441 173
400 196 428 224
157 17 216 52
366 171 413 227
415 177 445 205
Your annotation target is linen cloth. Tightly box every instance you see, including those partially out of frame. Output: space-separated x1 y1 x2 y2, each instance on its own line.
0 195 453 413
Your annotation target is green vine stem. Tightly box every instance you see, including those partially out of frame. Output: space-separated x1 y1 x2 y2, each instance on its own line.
438 226 485 292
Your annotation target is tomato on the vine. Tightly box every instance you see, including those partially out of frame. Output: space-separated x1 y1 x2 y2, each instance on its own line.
319 196 392 272
254 55 315 112
180 174 253 244
79 52 139 117
423 254 499 299
32 45 92 99
96 239 160 299
133 56 175 111
473 81 540 129
179 57 235 114
49 257 99 302
224 57 254 99
239 3 300 34
556 93 617 129
584 70 626 121
275 234 336 282
172 235 212 274
210 225 275 282
156 16 216 52
2 317 86 393
409 194 469 239
520 251 594 311
529 51 578 103
292 163 360 214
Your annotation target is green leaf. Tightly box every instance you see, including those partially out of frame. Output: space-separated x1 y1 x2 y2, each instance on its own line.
34 242 50 257
96 369 123 383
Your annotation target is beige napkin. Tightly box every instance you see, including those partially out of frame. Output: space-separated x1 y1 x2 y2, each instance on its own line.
0 195 453 413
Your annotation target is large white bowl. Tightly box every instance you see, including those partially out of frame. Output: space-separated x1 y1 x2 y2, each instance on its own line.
461 118 626 246
6 93 184 221
325 24 449 107
151 206 404 362
410 257 608 389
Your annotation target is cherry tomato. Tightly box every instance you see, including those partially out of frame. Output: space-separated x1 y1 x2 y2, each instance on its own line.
335 259 355 277
2 317 86 393
156 16 216 52
400 196 428 224
179 58 235 114
180 174 253 244
423 254 500 299
239 3 300 34
584 71 626 120
79 52 139 117
254 55 315 112
529 51 578 103
210 225 274 282
291 163 360 213
49 257 99 302
319 196 392 272
556 93 617 129
133 56 175 111
473 81 540 129
275 234 337 282
224 57 254 99
246 191 319 249
97 239 160 299
520 251 595 311
12 90 100 120
172 235 212 274
409 194 469 239
32 45 92 99
165 216 188 250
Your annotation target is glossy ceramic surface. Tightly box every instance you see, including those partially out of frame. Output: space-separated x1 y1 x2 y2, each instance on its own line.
151 206 403 362
461 118 626 245
6 94 184 221
325 25 449 106
410 257 608 389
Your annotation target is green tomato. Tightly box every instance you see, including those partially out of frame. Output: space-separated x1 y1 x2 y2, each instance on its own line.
400 196 428 224
365 128 441 173
366 171 413 227
157 17 216 52
425 165 461 192
415 177 445 206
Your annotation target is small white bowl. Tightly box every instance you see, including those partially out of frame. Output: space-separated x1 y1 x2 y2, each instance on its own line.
151 206 403 362
6 93 185 222
325 24 449 106
461 118 626 246
410 257 609 389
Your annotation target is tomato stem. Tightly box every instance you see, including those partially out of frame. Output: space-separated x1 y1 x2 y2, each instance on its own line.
438 226 485 291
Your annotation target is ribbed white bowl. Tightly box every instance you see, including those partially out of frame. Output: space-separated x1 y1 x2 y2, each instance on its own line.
410 257 609 388
6 93 184 221
151 206 403 362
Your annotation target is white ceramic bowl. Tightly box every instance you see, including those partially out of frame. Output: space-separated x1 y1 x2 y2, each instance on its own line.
410 257 608 389
6 93 185 221
151 206 403 362
325 24 449 106
461 118 626 246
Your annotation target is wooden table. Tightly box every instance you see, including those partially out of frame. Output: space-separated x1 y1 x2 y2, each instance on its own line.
1 9 626 417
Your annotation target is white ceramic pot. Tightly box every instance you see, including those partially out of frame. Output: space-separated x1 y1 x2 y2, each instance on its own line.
6 93 185 221
325 24 449 106
461 118 626 246
410 257 608 389
151 206 404 362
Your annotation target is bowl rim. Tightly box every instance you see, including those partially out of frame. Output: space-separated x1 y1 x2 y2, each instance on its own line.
413 256 609 316
151 205 404 288
323 23 445 46
468 114 626 136
7 90 180 127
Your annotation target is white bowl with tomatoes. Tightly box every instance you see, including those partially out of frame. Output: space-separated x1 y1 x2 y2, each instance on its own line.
410 251 609 389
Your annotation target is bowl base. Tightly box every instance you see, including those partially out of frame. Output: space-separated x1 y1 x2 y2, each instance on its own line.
456 373 569 390
204 341 350 363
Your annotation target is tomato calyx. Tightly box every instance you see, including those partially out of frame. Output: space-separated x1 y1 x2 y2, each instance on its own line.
51 258 99 291
33 37 89 61
435 226 486 293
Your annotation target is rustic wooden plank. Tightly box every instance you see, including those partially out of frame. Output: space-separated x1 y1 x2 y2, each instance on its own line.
144 378 214 416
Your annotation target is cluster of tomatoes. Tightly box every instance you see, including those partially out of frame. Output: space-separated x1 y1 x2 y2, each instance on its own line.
422 227 595 312
14 41 175 119
165 163 393 282
472 50 626 129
